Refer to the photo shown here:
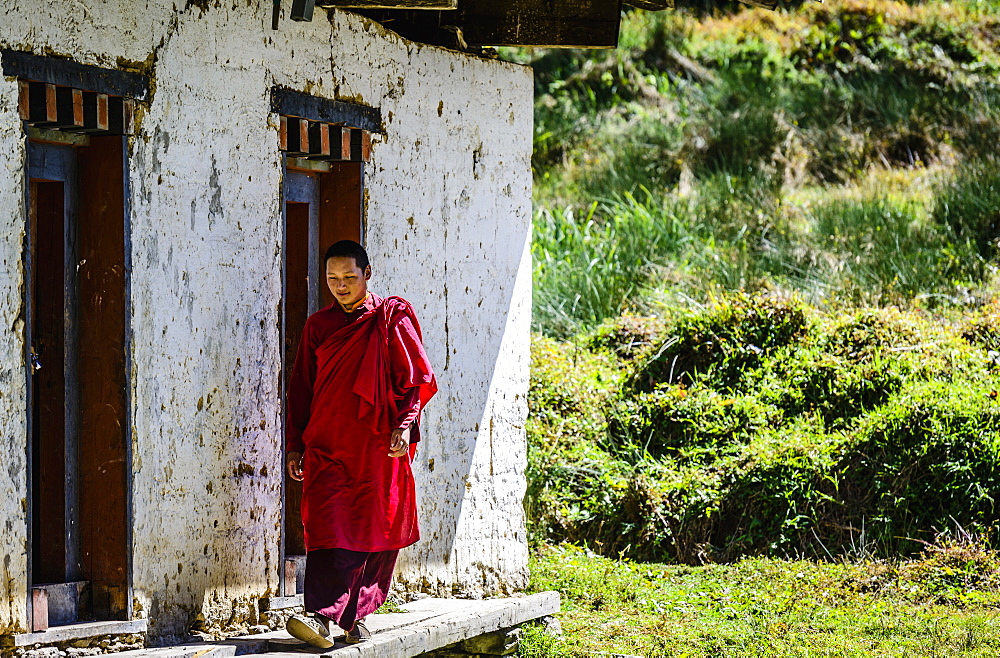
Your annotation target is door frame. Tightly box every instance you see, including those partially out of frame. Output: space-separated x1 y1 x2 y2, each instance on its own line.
23 131 135 626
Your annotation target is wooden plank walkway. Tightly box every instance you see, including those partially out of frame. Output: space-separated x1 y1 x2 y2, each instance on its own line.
110 592 560 657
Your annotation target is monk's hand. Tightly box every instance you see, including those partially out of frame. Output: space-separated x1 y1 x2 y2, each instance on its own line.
287 452 304 481
389 427 411 458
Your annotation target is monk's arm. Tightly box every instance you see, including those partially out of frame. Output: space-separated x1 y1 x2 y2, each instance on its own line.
395 388 421 433
388 314 429 436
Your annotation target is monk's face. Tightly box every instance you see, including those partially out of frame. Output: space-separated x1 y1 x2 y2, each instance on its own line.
326 256 371 311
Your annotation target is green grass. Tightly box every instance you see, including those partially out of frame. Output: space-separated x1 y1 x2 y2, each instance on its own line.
532 177 987 337
521 0 1000 336
520 542 1000 657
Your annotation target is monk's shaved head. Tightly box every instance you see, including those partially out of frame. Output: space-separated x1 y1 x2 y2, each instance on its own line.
325 240 370 271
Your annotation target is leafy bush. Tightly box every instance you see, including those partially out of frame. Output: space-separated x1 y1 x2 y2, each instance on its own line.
526 335 626 544
630 295 810 391
528 299 1000 563
608 386 777 459
582 314 667 360
837 382 1000 549
961 301 1000 350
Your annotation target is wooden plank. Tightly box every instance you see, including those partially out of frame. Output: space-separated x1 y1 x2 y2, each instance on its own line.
299 119 311 156
31 589 48 632
314 126 353 162
23 81 58 126
96 94 109 132
349 129 371 163
18 79 30 120
460 0 622 48
271 88 382 134
282 560 298 597
53 87 85 130
284 117 310 156
282 182 312 559
337 127 352 161
318 163 364 303
0 49 149 100
307 122 331 159
30 177 68 586
625 0 672 9
319 0 456 7
76 135 129 620
122 99 134 136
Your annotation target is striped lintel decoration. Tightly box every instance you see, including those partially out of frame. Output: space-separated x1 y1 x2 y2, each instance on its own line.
17 79 134 135
279 115 372 163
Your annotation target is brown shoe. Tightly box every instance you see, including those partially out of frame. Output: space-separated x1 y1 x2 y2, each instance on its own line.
286 614 334 649
344 619 371 644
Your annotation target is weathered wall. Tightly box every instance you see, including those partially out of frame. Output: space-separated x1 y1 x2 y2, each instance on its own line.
0 76 28 634
0 0 531 643
362 43 533 593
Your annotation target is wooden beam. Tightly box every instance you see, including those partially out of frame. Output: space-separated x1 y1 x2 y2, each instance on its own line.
460 0 622 49
307 121 331 159
284 117 309 156
349 128 371 163
1 49 149 101
625 0 672 9
318 0 456 8
271 87 382 134
53 87 85 131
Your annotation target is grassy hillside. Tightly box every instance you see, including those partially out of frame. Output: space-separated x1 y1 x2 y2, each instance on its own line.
507 0 1000 336
511 5 1000 651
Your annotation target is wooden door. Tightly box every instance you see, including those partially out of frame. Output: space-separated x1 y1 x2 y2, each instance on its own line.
26 136 130 625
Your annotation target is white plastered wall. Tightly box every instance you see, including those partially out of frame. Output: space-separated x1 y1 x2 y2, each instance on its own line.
0 0 532 642
0 75 28 636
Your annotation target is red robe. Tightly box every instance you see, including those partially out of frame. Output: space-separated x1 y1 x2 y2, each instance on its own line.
286 293 437 553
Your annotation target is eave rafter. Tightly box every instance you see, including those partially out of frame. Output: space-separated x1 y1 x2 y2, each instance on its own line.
281 0 783 47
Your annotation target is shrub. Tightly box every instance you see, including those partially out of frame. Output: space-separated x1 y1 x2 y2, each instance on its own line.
630 294 810 391
526 334 626 544
961 301 1000 351
582 314 668 360
836 382 1000 551
607 385 777 460
528 302 1000 563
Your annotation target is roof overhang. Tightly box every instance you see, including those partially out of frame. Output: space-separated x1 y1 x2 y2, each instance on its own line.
281 0 685 49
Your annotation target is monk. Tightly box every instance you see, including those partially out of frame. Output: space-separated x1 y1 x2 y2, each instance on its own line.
284 240 437 647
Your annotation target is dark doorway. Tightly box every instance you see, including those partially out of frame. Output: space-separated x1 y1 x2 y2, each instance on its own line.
281 161 364 594
28 144 76 591
26 136 130 628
